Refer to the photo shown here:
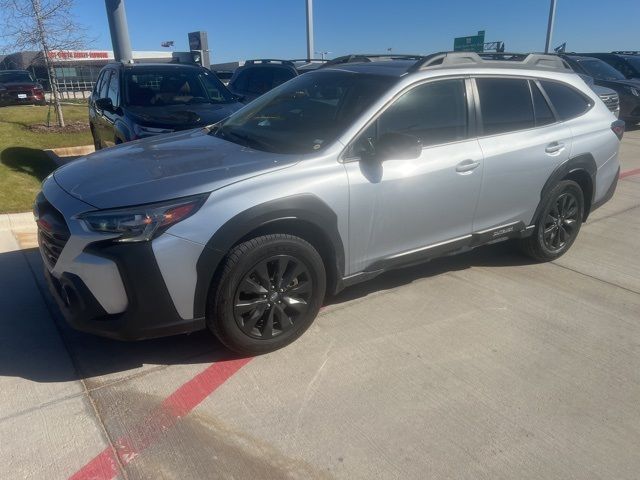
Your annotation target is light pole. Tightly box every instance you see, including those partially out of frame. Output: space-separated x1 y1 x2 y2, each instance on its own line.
306 0 314 61
315 51 331 60
105 0 133 63
544 0 557 54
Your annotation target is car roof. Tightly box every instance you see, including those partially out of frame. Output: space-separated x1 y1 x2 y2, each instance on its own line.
564 54 603 62
105 62 203 70
322 60 417 77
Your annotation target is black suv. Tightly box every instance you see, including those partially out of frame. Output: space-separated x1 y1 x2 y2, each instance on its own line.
581 52 640 80
560 54 640 124
227 59 299 103
89 63 243 149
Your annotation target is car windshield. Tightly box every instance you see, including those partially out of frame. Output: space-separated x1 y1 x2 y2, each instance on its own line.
0 71 34 83
622 56 640 73
213 70 396 154
124 68 236 107
577 59 625 81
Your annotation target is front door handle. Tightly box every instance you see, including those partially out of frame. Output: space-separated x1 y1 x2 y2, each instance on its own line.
456 159 481 173
545 142 565 154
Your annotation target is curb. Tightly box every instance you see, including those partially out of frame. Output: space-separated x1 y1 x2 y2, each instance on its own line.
45 144 95 167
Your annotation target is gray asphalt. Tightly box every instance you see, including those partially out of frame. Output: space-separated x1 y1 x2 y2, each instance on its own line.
1 129 639 479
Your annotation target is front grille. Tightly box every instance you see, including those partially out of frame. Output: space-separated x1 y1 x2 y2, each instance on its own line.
599 93 619 113
35 192 70 268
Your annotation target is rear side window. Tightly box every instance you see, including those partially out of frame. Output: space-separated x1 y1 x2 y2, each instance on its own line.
377 79 468 147
530 81 555 126
540 81 592 121
476 78 534 135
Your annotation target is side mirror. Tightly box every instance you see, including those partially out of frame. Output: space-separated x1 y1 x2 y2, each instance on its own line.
375 132 422 161
95 97 114 112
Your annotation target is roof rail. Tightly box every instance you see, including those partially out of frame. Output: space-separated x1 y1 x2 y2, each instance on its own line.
244 59 295 66
408 51 572 73
611 51 639 55
321 53 423 68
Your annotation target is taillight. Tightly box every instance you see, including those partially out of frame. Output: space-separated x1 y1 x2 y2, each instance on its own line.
611 120 625 140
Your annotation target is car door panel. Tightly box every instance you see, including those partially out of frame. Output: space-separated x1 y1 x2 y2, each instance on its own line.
345 139 483 273
474 125 572 230
472 76 572 232
344 77 482 275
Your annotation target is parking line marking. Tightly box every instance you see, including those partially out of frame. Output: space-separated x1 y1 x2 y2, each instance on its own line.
620 167 640 179
69 357 252 480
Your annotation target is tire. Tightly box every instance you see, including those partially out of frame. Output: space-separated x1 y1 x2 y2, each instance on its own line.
90 127 101 151
208 234 326 355
519 180 584 262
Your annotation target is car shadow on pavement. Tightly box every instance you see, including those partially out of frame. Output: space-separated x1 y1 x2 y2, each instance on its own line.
0 248 244 384
0 243 535 384
329 241 537 307
1 147 57 182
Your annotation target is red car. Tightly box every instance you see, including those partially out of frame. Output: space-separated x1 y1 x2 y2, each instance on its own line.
0 70 46 106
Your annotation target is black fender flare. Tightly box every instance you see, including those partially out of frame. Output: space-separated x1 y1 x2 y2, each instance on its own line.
193 194 345 318
532 154 597 224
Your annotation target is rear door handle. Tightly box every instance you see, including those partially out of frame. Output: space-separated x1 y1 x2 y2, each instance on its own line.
456 159 481 173
545 142 565 154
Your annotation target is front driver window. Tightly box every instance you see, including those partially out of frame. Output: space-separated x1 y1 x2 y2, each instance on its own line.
349 79 468 158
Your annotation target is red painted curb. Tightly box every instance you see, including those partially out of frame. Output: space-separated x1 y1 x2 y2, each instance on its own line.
69 357 252 480
620 167 640 179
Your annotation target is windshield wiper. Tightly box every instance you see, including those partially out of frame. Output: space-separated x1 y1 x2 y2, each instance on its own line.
213 126 274 152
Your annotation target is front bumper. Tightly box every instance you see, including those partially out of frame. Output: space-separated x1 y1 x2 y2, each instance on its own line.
38 179 206 341
43 244 205 341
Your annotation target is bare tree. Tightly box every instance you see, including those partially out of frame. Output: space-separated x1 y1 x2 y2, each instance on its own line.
0 0 89 127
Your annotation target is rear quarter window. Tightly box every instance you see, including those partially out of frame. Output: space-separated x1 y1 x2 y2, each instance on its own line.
540 80 592 121
476 77 534 135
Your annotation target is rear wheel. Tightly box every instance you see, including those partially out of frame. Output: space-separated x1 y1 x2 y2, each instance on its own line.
519 180 584 261
208 234 326 355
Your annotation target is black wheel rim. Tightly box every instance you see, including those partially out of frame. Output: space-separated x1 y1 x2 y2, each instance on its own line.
542 192 579 252
233 255 313 339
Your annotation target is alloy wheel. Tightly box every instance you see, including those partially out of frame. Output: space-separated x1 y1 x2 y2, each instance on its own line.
233 255 312 339
542 192 579 251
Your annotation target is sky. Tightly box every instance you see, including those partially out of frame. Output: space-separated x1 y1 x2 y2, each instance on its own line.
4 0 640 62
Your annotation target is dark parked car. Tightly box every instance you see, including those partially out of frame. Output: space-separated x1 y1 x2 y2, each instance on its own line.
227 59 299 103
0 70 46 106
89 62 244 149
560 54 640 124
577 74 620 117
581 52 640 80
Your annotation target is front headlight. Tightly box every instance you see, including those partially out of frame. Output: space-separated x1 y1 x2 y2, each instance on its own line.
78 194 208 242
133 124 174 138
629 87 640 97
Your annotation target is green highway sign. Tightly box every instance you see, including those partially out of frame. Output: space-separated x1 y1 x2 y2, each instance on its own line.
454 30 486 52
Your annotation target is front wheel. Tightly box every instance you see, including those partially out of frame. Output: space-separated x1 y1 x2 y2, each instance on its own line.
519 180 584 262
208 234 326 355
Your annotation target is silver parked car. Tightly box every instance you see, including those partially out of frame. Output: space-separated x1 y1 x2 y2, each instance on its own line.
36 52 623 354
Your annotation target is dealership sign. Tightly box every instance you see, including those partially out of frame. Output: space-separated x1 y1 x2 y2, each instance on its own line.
46 50 172 62
48 50 112 61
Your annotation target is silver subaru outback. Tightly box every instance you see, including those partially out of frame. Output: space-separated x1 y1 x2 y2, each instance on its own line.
35 52 623 355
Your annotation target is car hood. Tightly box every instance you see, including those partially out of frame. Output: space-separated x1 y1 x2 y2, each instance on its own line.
53 128 297 209
126 102 243 130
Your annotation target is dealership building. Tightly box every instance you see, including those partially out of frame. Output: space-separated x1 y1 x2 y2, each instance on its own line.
0 49 174 91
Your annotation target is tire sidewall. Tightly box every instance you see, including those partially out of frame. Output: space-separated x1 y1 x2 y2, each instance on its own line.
535 180 584 258
213 236 326 354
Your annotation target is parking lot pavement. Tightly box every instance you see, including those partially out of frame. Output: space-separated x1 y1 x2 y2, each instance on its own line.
0 135 639 479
